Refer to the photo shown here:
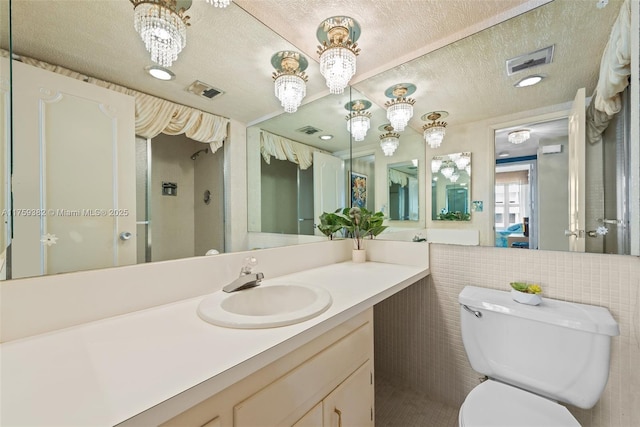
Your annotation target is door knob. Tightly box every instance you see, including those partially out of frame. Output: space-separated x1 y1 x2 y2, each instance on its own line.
564 229 585 238
119 231 133 241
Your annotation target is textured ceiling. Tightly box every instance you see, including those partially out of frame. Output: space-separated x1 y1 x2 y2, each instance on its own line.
5 0 623 155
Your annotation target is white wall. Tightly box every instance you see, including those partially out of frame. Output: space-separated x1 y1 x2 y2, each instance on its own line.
225 119 248 252
537 135 569 251
151 134 199 261
194 145 225 256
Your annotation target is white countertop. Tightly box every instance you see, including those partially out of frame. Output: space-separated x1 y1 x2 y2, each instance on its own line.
0 261 428 426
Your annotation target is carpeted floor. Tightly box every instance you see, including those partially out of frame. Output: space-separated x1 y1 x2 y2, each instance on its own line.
375 377 459 426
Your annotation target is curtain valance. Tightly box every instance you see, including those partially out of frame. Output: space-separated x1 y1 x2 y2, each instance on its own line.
388 168 410 187
2 50 228 152
260 130 327 170
586 0 631 144
593 0 631 116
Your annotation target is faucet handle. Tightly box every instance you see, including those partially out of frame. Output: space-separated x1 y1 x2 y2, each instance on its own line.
240 256 258 274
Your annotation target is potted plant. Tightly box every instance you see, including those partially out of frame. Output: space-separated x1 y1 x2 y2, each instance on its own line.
510 282 543 305
318 207 388 262
437 210 471 221
341 207 387 262
317 211 343 240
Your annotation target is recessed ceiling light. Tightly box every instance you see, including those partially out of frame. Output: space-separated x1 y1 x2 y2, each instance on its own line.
514 75 544 88
146 65 175 81
498 151 510 157
319 135 333 140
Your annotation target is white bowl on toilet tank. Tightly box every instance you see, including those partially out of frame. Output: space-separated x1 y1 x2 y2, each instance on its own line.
459 286 619 409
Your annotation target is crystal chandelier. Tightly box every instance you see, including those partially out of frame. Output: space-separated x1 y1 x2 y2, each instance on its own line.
345 100 372 142
422 111 449 149
385 84 416 132
379 125 400 157
431 157 443 174
508 129 531 144
132 0 190 68
449 172 460 183
205 0 232 7
271 51 309 114
440 162 455 179
316 16 361 94
454 152 471 170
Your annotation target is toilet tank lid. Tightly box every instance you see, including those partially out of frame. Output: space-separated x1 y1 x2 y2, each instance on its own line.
459 286 619 337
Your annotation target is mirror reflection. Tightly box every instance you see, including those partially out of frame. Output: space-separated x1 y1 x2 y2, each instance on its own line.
2 0 637 282
387 161 419 221
431 153 471 221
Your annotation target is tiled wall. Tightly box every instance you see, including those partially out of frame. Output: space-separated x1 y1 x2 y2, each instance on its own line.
375 244 640 427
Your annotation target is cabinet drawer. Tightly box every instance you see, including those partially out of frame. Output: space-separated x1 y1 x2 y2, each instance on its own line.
234 321 372 427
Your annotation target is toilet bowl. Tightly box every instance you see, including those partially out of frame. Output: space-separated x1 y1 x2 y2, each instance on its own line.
458 286 619 427
458 380 579 427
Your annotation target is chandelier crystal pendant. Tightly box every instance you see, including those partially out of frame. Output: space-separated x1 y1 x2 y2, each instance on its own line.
454 152 471 170
384 84 416 132
316 16 361 94
440 162 455 179
431 156 443 174
379 124 400 157
422 111 449 149
205 0 232 7
345 100 372 142
132 0 191 68
271 51 309 114
508 129 531 144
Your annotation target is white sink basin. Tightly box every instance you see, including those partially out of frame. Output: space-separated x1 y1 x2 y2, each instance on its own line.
197 283 332 329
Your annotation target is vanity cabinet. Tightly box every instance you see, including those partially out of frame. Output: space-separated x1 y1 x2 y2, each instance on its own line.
162 309 374 427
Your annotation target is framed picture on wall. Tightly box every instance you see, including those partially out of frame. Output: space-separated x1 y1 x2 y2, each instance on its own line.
351 172 367 208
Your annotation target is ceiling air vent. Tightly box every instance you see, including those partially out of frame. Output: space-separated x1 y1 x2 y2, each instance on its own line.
506 45 554 76
187 80 224 100
296 125 323 135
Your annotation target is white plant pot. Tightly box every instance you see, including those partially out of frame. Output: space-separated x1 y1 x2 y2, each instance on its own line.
511 289 542 305
352 249 366 263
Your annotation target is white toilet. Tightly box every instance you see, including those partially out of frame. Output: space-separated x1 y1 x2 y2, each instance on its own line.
458 286 619 427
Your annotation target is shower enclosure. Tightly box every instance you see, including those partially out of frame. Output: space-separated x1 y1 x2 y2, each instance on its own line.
135 133 225 262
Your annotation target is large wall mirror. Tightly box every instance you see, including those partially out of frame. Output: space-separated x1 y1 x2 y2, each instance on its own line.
2 0 638 281
247 0 637 256
2 1 325 279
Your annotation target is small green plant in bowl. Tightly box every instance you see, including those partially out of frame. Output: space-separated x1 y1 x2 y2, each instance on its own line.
510 282 543 305
510 282 542 294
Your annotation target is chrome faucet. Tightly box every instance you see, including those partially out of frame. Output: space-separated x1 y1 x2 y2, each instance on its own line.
223 256 264 293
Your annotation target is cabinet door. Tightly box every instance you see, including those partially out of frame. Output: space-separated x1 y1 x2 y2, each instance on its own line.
323 360 373 427
293 402 322 427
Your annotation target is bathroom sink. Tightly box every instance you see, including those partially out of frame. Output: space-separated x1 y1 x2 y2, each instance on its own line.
197 283 332 329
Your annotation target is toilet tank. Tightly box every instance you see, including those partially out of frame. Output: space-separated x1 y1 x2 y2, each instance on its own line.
459 286 619 409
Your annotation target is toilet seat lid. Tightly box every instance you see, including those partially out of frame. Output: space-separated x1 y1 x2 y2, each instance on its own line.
459 380 580 427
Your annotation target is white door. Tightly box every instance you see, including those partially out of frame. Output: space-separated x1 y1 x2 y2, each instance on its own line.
313 151 345 236
10 58 136 278
567 87 586 252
